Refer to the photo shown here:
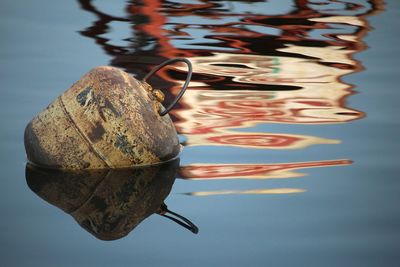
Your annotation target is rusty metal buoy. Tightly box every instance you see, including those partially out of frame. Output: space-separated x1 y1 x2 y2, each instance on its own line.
24 58 192 169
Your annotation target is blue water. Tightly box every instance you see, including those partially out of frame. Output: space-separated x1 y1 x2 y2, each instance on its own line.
1 0 400 266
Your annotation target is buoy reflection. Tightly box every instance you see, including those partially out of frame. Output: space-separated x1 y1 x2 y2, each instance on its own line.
26 158 199 240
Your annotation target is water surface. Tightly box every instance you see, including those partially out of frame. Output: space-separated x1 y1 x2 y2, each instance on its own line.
1 0 400 266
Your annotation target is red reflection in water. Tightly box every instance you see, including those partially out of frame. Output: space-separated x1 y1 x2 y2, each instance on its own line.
174 90 363 138
179 159 352 180
77 0 383 155
184 130 339 149
209 134 302 148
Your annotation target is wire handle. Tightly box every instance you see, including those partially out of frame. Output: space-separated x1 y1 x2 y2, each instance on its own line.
158 203 199 234
143 58 193 116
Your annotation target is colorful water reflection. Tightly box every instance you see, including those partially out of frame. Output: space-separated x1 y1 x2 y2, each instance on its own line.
185 188 306 197
78 0 383 195
179 159 352 180
183 129 339 149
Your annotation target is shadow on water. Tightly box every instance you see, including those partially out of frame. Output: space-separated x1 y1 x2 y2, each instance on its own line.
26 158 198 240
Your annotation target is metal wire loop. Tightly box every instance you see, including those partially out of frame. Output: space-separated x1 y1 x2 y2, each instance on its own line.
143 58 192 116
158 203 199 234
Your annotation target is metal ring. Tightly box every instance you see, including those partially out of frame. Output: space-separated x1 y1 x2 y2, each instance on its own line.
143 58 192 116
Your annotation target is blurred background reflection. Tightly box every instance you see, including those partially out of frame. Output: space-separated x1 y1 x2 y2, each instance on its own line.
77 0 382 195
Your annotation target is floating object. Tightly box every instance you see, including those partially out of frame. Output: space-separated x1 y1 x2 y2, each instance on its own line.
24 58 192 169
26 158 198 240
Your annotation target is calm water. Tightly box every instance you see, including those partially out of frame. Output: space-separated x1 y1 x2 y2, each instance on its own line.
1 0 400 266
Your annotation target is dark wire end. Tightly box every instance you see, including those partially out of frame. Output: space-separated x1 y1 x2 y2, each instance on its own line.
159 203 199 234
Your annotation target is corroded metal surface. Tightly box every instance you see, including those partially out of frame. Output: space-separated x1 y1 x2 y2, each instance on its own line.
25 66 180 169
26 158 179 240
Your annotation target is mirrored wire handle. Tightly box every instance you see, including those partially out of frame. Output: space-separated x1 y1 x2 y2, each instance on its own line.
159 203 199 234
143 58 193 116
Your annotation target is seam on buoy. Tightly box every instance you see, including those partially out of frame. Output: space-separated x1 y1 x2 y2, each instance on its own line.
58 95 113 168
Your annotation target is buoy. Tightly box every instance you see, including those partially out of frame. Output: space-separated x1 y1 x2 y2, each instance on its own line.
26 157 198 240
24 58 192 169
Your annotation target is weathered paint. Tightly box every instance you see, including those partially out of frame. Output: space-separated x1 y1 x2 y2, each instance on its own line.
24 66 180 169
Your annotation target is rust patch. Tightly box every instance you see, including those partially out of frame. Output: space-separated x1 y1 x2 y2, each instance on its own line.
59 96 111 168
104 99 121 117
88 121 106 142
98 97 121 121
76 87 92 106
98 68 126 85
152 89 165 103
99 109 107 122
114 134 135 156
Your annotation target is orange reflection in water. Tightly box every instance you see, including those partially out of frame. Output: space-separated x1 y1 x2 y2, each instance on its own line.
77 1 383 195
174 89 362 137
185 188 306 197
184 129 339 149
78 0 382 150
179 159 352 180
